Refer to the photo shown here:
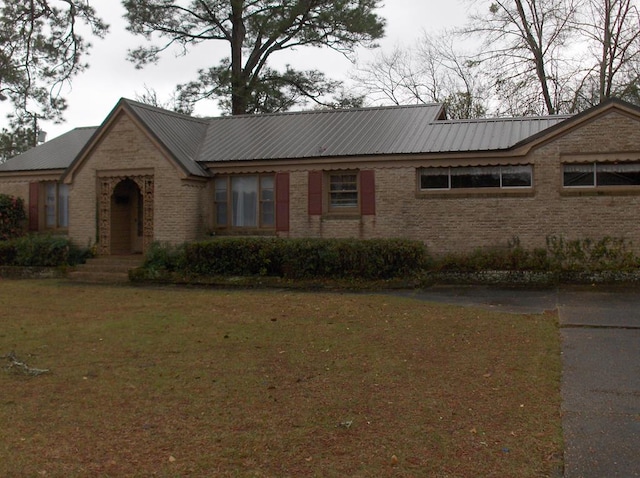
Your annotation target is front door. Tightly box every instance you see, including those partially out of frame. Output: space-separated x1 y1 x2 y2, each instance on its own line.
110 179 143 255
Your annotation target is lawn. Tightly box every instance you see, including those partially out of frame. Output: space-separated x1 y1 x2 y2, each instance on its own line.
0 280 562 477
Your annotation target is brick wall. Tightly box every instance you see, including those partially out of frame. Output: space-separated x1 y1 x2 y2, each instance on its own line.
69 113 208 250
285 110 640 256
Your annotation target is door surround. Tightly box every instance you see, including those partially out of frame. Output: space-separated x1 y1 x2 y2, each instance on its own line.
98 174 154 256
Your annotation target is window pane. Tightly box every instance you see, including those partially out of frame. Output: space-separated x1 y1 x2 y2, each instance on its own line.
330 174 358 208
45 183 56 227
502 165 532 187
451 166 500 188
57 184 69 227
421 168 449 189
215 177 228 226
596 163 640 186
563 164 594 187
261 201 275 226
232 176 258 227
260 175 275 226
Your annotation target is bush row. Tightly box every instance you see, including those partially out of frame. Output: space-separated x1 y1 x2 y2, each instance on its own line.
0 234 91 267
433 236 640 273
144 237 429 280
142 235 640 281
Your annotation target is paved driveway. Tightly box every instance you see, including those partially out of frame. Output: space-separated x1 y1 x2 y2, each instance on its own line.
395 286 640 478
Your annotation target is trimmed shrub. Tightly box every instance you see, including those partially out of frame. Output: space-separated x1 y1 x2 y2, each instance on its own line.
0 235 91 267
0 194 26 241
150 237 428 280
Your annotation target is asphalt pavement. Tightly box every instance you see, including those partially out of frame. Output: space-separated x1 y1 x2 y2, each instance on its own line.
395 286 640 478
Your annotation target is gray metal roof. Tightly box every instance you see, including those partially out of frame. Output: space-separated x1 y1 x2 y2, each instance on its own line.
0 127 97 172
0 100 576 176
197 104 448 162
125 101 210 177
196 105 569 162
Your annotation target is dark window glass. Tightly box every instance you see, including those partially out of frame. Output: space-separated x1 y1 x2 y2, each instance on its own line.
420 168 449 189
502 165 532 187
330 174 358 208
563 164 595 187
596 163 640 186
451 167 500 188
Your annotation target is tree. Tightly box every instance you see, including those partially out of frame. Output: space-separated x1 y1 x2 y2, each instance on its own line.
352 34 487 119
572 0 640 108
0 126 35 162
123 0 385 115
463 0 582 115
0 1 108 123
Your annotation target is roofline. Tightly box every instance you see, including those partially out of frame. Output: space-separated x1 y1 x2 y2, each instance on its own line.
63 98 208 182
510 98 640 153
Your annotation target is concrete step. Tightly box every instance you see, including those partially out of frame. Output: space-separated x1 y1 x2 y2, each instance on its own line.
68 255 144 283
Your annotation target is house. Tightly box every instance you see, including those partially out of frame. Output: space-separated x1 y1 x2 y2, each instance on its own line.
1 97 640 257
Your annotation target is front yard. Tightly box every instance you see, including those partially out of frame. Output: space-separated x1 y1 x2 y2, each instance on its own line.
0 280 562 477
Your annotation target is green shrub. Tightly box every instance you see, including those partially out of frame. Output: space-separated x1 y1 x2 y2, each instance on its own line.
143 241 187 274
0 194 26 241
159 237 428 280
0 235 91 267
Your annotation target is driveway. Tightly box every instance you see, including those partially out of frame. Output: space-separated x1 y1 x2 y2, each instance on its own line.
395 286 640 478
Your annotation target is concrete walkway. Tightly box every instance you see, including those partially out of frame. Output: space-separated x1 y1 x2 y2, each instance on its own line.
395 286 640 478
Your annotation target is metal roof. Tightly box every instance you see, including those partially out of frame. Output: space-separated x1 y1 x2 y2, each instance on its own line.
0 127 97 172
125 101 210 177
196 105 569 162
0 100 576 176
197 104 448 162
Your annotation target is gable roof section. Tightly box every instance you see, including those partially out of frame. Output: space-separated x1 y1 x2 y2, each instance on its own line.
64 98 211 181
511 98 640 152
196 104 568 162
0 127 97 172
125 100 210 177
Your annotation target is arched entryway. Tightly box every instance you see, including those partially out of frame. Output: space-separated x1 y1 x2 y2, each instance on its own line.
97 174 154 256
110 179 143 254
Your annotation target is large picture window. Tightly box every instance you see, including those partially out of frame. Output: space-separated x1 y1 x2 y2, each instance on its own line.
563 162 640 187
420 165 532 190
45 182 69 229
215 174 275 228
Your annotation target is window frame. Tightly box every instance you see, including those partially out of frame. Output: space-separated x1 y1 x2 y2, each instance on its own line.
43 182 69 230
213 174 276 230
562 162 640 189
326 171 360 214
419 164 533 192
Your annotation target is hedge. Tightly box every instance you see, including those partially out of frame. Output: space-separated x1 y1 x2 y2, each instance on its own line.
0 235 91 267
147 237 429 280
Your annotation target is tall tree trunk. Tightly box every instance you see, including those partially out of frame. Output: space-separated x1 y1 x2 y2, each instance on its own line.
599 0 612 102
230 0 247 115
514 0 556 114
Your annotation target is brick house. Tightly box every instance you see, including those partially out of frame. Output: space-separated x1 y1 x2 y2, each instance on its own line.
1 97 640 256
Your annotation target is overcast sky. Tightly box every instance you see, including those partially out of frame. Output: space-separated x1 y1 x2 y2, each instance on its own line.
35 1 468 140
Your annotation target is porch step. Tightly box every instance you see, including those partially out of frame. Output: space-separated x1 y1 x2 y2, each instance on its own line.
68 255 144 283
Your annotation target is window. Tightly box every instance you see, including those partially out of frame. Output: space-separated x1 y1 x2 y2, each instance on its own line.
563 162 640 187
420 165 532 190
329 173 358 210
214 174 275 228
44 182 69 229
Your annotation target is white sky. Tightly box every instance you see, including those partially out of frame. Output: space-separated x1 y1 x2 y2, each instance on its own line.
31 0 468 140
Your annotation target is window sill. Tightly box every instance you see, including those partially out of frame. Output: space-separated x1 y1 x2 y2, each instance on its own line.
561 187 640 197
212 228 276 237
322 212 362 220
416 188 535 199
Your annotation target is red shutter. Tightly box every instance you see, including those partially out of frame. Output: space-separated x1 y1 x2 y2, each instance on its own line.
275 172 290 232
360 170 376 215
308 171 323 215
28 182 39 231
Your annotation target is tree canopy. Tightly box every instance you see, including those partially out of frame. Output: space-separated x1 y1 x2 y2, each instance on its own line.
123 0 385 115
0 0 107 160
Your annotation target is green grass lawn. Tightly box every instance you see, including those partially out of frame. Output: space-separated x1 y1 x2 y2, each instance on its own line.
0 280 562 477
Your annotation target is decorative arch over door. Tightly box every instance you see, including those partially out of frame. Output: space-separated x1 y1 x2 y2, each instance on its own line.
98 174 154 255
